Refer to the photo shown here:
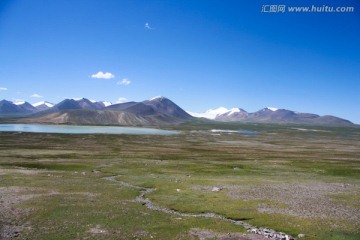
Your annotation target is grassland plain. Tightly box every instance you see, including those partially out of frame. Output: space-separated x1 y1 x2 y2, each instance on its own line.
0 123 359 240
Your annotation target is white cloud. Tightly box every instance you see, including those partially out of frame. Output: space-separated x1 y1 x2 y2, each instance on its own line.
0 87 7 91
116 97 128 103
30 93 43 98
91 71 115 79
117 78 131 86
145 22 154 30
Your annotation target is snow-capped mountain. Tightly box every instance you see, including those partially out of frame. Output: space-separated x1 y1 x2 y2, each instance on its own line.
216 108 249 121
190 106 353 125
187 107 230 119
33 101 54 108
33 101 54 111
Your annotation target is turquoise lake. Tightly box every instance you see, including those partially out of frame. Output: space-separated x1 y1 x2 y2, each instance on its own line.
0 124 179 135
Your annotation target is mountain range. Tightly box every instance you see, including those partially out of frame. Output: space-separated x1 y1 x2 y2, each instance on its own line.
0 97 354 126
210 107 353 125
0 97 192 126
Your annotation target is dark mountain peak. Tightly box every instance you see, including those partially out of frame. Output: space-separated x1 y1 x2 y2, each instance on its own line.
54 99 82 110
19 102 37 112
52 98 106 111
144 96 176 106
0 100 19 114
76 98 91 103
0 100 37 115
0 99 13 105
143 96 192 119
106 96 192 119
76 98 101 110
75 98 109 110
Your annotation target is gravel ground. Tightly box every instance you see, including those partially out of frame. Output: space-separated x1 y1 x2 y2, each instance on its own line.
189 228 269 240
0 186 42 239
193 182 360 222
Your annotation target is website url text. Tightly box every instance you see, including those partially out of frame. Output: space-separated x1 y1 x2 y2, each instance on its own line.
261 5 355 13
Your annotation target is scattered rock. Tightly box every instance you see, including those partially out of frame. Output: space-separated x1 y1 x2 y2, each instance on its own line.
88 225 108 234
247 227 294 240
211 187 222 192
298 233 305 238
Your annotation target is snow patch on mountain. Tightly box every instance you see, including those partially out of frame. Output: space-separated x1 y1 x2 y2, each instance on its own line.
228 108 242 115
187 107 230 119
33 101 54 108
150 96 165 101
13 101 26 105
101 101 112 107
266 107 278 112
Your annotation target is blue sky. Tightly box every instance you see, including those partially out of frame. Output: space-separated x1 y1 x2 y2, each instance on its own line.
0 0 359 123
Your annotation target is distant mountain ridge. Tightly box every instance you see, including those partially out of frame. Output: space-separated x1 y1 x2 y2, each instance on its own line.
192 107 353 126
0 98 354 126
